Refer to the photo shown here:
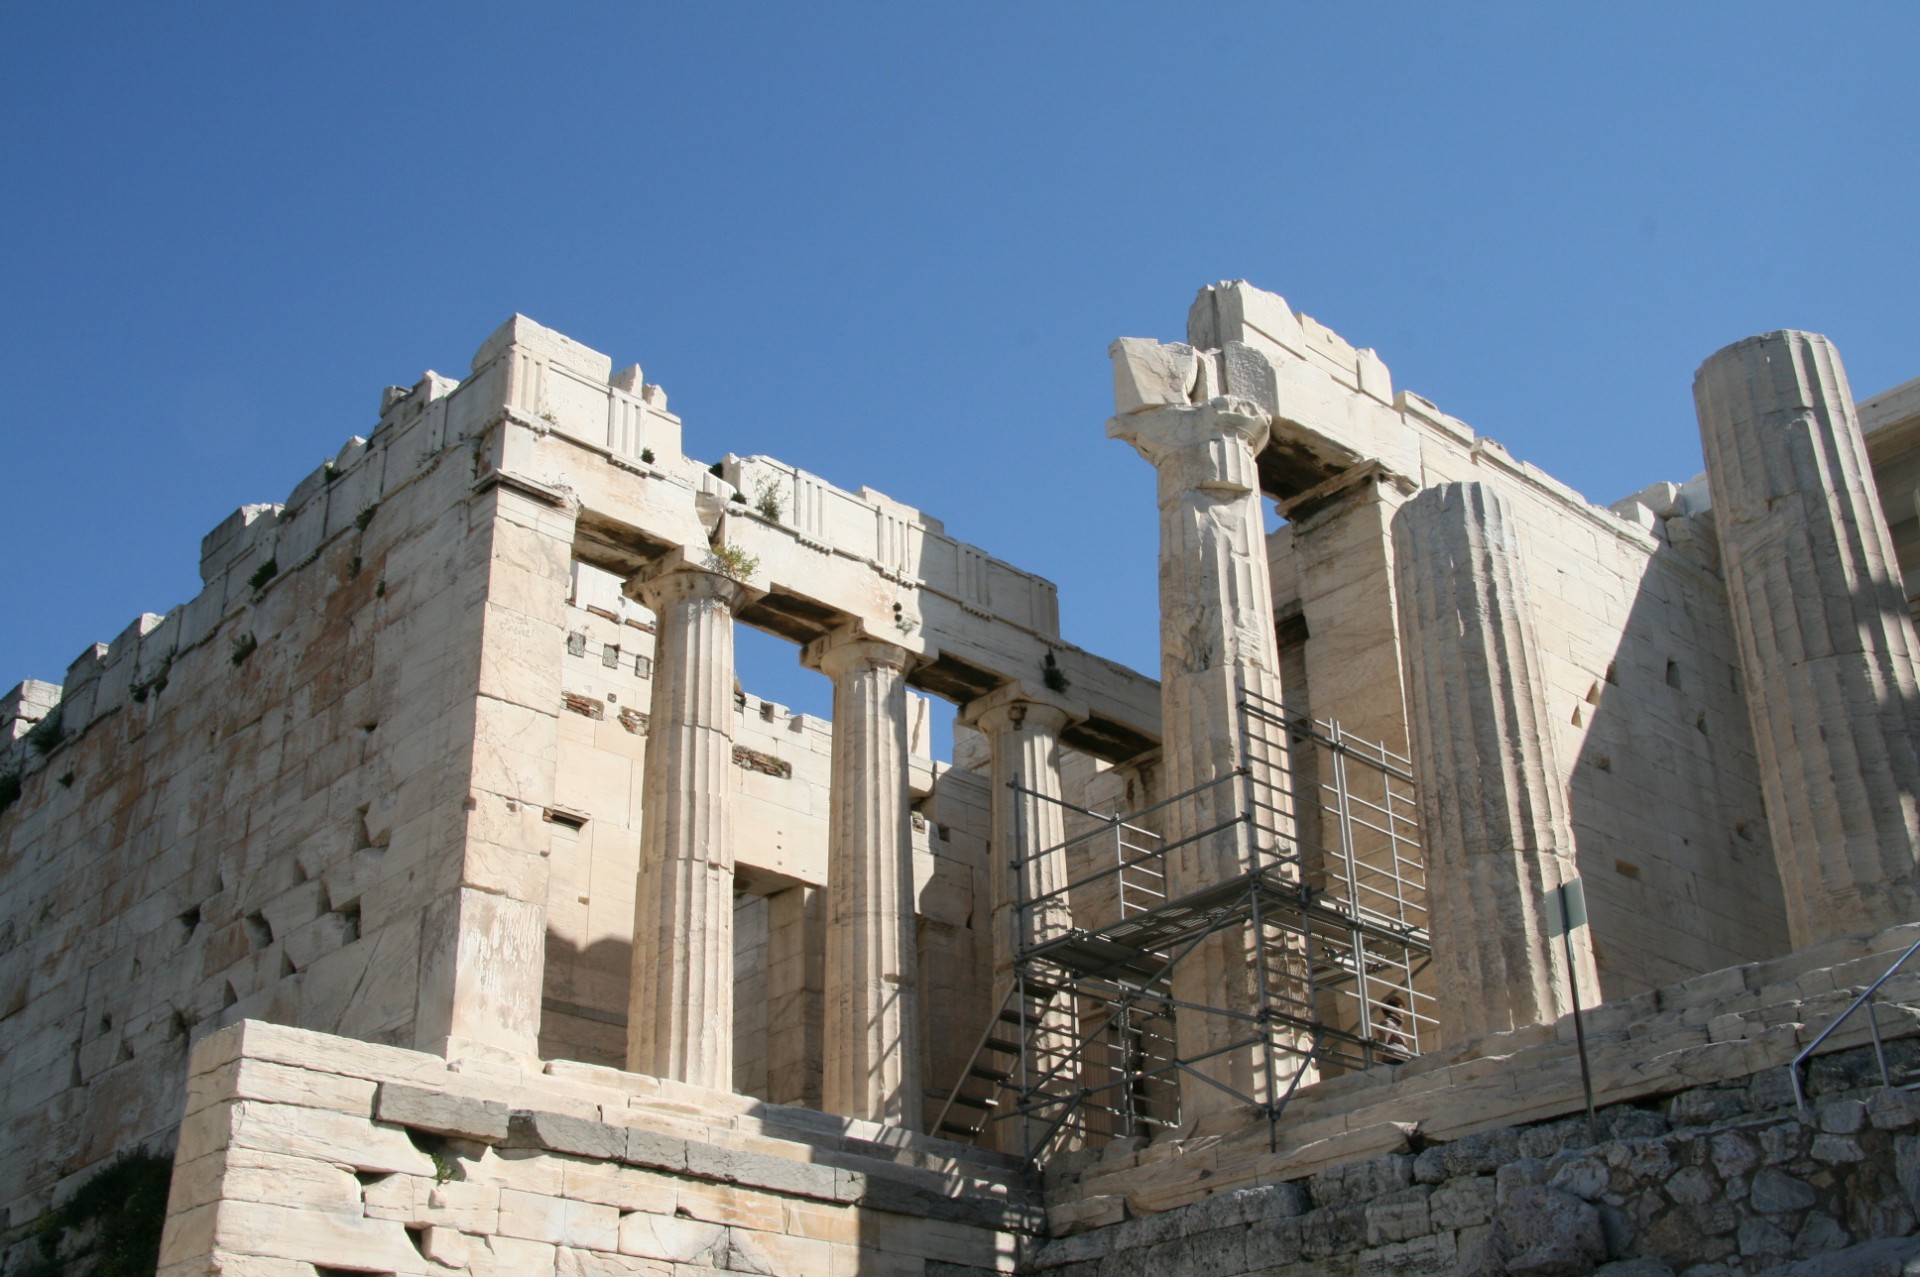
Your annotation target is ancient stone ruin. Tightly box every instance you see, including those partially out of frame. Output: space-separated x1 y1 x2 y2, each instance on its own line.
5 282 1920 1275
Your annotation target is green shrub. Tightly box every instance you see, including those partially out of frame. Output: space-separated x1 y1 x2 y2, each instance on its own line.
13 1149 173 1277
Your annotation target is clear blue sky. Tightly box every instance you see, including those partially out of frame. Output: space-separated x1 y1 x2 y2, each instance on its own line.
5 5 1916 742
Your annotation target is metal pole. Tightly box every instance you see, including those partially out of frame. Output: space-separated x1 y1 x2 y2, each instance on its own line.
1556 885 1600 1145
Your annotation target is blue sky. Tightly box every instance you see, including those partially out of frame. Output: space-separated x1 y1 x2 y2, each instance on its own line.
4 4 1917 743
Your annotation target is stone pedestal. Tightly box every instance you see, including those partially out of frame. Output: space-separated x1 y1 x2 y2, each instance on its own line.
807 631 923 1128
1695 331 1920 946
1391 482 1592 1044
1109 394 1299 1119
624 562 758 1088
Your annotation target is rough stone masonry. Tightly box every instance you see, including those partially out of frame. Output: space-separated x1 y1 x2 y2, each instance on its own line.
4 284 1920 1276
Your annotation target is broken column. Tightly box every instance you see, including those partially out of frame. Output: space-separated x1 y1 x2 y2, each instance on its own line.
957 683 1081 1149
1391 482 1592 1043
624 557 759 1089
1109 342 1296 1119
1694 331 1920 946
806 630 923 1128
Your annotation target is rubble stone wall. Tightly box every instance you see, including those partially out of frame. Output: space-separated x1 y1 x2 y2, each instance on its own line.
1026 1039 1920 1277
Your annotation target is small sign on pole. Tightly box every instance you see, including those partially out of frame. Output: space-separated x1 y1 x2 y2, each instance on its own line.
1546 878 1587 937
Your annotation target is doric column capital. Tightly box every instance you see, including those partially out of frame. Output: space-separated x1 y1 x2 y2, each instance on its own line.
955 681 1086 738
1106 398 1272 495
624 549 763 614
801 626 918 681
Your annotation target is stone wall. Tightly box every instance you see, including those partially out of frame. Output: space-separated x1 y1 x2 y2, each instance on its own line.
1026 1041 1920 1276
160 1019 1035 1276
1031 919 1920 1276
0 368 537 1234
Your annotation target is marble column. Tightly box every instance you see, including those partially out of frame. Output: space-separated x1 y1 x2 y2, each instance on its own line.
957 684 1081 1149
957 684 1082 983
1391 482 1593 1044
1695 331 1920 946
806 630 922 1128
624 561 758 1088
1109 393 1298 1119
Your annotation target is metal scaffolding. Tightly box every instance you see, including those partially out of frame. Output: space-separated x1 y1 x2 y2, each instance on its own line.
929 688 1437 1163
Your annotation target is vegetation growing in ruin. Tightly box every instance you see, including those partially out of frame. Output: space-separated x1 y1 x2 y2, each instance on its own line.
708 543 759 582
0 771 20 818
10 1148 172 1277
640 447 655 464
1043 650 1070 695
247 558 279 592
354 505 376 532
25 711 65 756
130 654 174 704
322 460 340 483
230 632 259 666
754 477 783 523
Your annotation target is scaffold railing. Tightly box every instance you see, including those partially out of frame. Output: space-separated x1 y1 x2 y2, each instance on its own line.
929 689 1437 1164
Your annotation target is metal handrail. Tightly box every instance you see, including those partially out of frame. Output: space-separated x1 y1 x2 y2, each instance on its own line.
1789 933 1920 1111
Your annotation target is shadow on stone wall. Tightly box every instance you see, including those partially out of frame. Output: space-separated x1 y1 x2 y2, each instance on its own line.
1564 531 1789 998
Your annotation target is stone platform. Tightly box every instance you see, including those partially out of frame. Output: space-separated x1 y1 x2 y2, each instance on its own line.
159 1021 1036 1276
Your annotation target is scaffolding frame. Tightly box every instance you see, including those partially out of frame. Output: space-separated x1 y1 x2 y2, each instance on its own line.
929 687 1437 1163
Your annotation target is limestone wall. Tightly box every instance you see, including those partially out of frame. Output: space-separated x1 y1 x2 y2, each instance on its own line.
0 367 539 1231
159 1019 1035 1277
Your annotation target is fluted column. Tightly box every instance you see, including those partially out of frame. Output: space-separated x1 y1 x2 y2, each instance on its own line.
1391 482 1593 1044
957 684 1082 1150
624 561 759 1087
806 630 922 1128
1109 392 1298 1119
957 684 1083 981
1695 331 1920 946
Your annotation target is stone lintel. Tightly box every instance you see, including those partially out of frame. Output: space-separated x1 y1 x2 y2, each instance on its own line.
1278 458 1419 529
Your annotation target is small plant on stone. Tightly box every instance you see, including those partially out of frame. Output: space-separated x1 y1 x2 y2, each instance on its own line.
640 447 656 465
708 543 759 583
0 771 21 817
1042 651 1070 695
429 1150 456 1185
26 711 65 757
375 579 387 598
247 558 279 592
730 491 747 504
55 772 73 789
354 506 376 533
322 460 339 484
753 477 784 523
230 632 258 667
348 556 363 579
